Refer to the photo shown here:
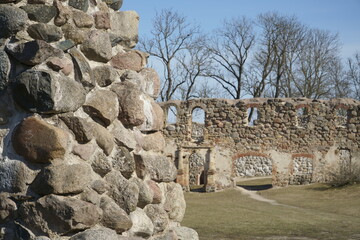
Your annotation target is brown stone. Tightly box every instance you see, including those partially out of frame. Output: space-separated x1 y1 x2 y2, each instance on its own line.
81 30 112 63
0 193 17 223
83 89 119 127
110 120 138 151
92 65 119 87
144 204 169 233
146 180 162 204
159 182 186 222
12 116 69 164
90 122 115 155
20 194 102 237
72 9 94 28
62 23 87 44
139 101 164 133
110 50 147 72
142 131 165 152
94 11 110 29
54 0 72 27
60 114 94 144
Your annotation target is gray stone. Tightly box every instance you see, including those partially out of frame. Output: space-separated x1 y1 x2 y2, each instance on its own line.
128 208 154 238
81 30 112 63
60 115 93 144
146 180 162 204
134 153 177 182
20 194 102 236
12 116 69 164
130 178 153 209
91 151 112 177
62 23 88 44
144 204 169 233
160 182 186 222
104 171 139 213
54 0 72 27
80 188 101 206
92 65 119 87
69 47 95 91
171 227 199 240
91 179 108 195
0 6 27 38
27 23 63 43
72 9 94 28
142 132 165 152
112 146 135 179
0 161 33 193
31 162 92 195
13 70 86 113
139 101 164 133
139 68 161 99
0 50 10 92
90 122 115 155
111 82 145 127
21 4 57 23
57 40 76 51
102 0 123 10
69 0 89 12
5 40 63 66
0 94 12 125
73 141 98 161
110 11 139 48
69 227 120 240
83 89 119 127
110 120 138 150
100 196 133 233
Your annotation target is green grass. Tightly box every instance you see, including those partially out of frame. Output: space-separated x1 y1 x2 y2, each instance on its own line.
182 183 360 240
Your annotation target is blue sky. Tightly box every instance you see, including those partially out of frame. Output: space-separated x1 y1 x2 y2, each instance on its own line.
122 0 360 59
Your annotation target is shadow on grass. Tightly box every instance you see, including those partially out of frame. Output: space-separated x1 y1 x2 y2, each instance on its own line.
190 185 206 192
237 184 273 191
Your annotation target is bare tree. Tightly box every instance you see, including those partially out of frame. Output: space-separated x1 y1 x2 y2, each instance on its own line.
138 9 199 101
346 52 360 100
207 16 255 99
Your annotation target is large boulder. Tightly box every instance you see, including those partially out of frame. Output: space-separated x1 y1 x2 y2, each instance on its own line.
171 227 199 240
12 116 69 164
134 153 177 182
110 11 139 48
92 65 119 87
128 208 154 238
141 132 165 152
159 182 186 223
90 122 115 155
5 40 63 66
27 23 63 43
144 204 169 233
0 161 34 193
21 4 57 23
20 194 102 236
81 30 112 62
100 196 132 233
110 50 146 72
83 89 119 127
110 120 138 150
13 70 86 113
69 227 120 240
31 162 93 195
130 177 153 208
0 6 28 38
112 146 135 179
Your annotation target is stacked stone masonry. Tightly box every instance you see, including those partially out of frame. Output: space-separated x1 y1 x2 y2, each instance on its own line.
159 98 360 191
0 0 198 239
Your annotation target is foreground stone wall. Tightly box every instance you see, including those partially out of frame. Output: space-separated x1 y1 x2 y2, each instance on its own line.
0 0 198 239
160 98 360 191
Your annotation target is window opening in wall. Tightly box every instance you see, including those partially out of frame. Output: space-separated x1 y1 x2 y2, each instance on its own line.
167 106 177 125
191 107 205 141
296 107 309 128
247 107 258 126
336 108 349 127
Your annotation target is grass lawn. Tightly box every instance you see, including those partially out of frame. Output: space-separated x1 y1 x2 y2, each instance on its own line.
182 183 360 240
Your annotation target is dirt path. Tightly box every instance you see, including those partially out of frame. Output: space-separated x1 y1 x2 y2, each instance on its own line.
235 186 287 206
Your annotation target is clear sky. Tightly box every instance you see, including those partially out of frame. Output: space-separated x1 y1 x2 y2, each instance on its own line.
122 0 360 59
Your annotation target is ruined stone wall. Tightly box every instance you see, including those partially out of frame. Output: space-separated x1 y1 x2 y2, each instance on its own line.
0 0 198 239
160 98 360 190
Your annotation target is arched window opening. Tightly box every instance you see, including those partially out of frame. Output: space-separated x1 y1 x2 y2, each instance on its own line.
296 107 309 128
247 107 259 126
336 108 349 127
191 107 205 141
166 106 177 125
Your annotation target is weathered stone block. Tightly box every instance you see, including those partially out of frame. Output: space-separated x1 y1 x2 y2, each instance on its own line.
72 9 94 28
92 65 119 87
144 204 169 233
110 50 146 72
0 161 33 193
112 146 135 179
69 47 95 91
110 11 139 48
27 23 63 43
100 196 132 233
0 6 27 38
68 0 89 12
128 208 154 238
21 5 57 23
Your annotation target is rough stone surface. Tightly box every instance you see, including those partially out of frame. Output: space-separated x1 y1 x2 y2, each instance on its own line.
31 162 92 195
135 153 177 182
69 227 120 240
0 160 33 193
20 194 102 236
62 23 88 44
12 116 69 164
27 23 63 43
131 177 153 208
144 204 169 233
110 11 139 48
0 50 10 92
139 68 161 99
172 227 199 240
6 40 63 66
83 89 119 127
104 171 139 213
54 0 72 27
72 9 94 28
110 120 138 150
110 50 146 72
100 196 132 233
94 11 111 30
68 0 89 12
0 6 28 38
112 146 135 179
93 65 119 87
0 194 17 224
21 4 57 23
160 182 186 222
46 55 73 75
60 115 94 144
69 47 95 91
146 180 162 204
13 70 86 113
128 208 154 238
81 30 112 62
91 151 112 177
102 0 122 10
142 132 166 152
90 122 115 155
140 100 164 133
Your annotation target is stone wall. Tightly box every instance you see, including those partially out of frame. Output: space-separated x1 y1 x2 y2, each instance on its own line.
0 0 198 239
159 98 360 191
